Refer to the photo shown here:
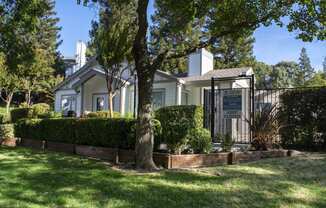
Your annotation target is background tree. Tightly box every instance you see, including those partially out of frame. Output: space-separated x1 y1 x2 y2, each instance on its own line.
269 61 298 88
0 53 20 113
253 61 273 89
304 72 326 87
88 1 135 118
298 47 315 85
17 0 61 106
0 0 40 109
81 0 325 170
211 32 256 69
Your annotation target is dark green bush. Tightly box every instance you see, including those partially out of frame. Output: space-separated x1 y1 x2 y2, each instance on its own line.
0 124 14 140
15 118 137 149
75 118 135 149
86 111 121 118
155 105 203 153
10 108 32 123
220 133 234 152
280 88 326 151
187 128 212 154
14 119 43 140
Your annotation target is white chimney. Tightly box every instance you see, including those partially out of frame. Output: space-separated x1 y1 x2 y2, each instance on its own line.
188 48 214 76
75 40 87 71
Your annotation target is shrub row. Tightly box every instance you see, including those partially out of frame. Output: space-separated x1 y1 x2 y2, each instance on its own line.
280 88 326 151
15 118 137 149
10 103 59 123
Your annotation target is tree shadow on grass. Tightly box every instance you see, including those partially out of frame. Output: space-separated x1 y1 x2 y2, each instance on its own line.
0 147 325 208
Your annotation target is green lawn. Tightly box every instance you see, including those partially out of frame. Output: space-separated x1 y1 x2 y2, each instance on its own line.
0 147 325 208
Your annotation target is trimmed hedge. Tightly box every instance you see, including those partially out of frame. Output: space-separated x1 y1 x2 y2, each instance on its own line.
86 111 121 118
10 108 32 123
280 88 326 151
155 105 204 153
10 103 52 123
15 118 137 149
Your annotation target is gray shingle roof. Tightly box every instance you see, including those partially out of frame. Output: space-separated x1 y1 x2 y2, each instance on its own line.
180 67 253 83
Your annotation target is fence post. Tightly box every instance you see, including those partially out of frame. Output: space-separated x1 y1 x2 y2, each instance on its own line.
211 77 215 141
251 74 255 143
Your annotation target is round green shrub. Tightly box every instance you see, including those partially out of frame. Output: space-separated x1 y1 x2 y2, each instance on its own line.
155 105 204 154
0 124 14 140
31 103 50 117
187 128 212 154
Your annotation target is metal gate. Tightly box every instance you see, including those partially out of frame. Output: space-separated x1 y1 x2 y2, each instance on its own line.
204 76 254 144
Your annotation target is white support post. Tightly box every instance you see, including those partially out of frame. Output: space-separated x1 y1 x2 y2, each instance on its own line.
120 86 127 116
176 83 182 105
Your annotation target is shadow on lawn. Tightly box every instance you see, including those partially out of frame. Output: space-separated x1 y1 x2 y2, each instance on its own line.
0 147 325 208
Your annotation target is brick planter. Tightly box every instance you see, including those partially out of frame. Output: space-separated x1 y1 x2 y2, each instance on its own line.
233 151 262 164
20 138 45 150
47 141 75 154
261 149 288 158
168 152 231 168
233 150 289 164
16 138 291 169
76 145 119 163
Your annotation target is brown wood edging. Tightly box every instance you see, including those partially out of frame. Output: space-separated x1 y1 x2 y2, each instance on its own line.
16 138 291 169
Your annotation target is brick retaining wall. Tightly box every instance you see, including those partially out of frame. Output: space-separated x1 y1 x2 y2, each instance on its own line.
15 138 292 169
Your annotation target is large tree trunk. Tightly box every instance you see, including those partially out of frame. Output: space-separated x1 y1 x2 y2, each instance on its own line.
133 0 157 170
135 72 157 170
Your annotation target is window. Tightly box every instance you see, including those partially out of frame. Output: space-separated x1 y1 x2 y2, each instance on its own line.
152 89 165 110
61 95 76 115
96 97 105 111
92 94 107 112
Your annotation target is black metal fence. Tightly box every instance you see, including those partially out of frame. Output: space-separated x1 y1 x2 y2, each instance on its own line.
204 76 300 144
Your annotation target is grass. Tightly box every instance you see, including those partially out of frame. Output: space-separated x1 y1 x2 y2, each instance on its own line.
0 147 325 208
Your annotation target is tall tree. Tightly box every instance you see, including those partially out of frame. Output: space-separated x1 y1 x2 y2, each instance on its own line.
253 61 273 89
88 1 135 117
0 0 41 110
298 47 315 85
18 0 61 106
81 0 325 170
0 53 20 113
270 61 300 88
211 32 256 69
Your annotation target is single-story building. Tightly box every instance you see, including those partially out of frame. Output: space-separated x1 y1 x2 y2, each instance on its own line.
54 48 253 118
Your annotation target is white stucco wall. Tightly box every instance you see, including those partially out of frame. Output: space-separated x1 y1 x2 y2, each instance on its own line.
83 75 121 112
54 89 80 115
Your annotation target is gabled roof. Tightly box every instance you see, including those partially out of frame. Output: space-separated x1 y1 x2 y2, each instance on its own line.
180 67 253 83
53 57 98 91
53 57 181 91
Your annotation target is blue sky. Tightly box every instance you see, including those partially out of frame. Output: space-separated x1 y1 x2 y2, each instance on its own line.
55 0 325 70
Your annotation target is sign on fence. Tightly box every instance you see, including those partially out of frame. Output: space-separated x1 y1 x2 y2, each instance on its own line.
223 90 242 118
